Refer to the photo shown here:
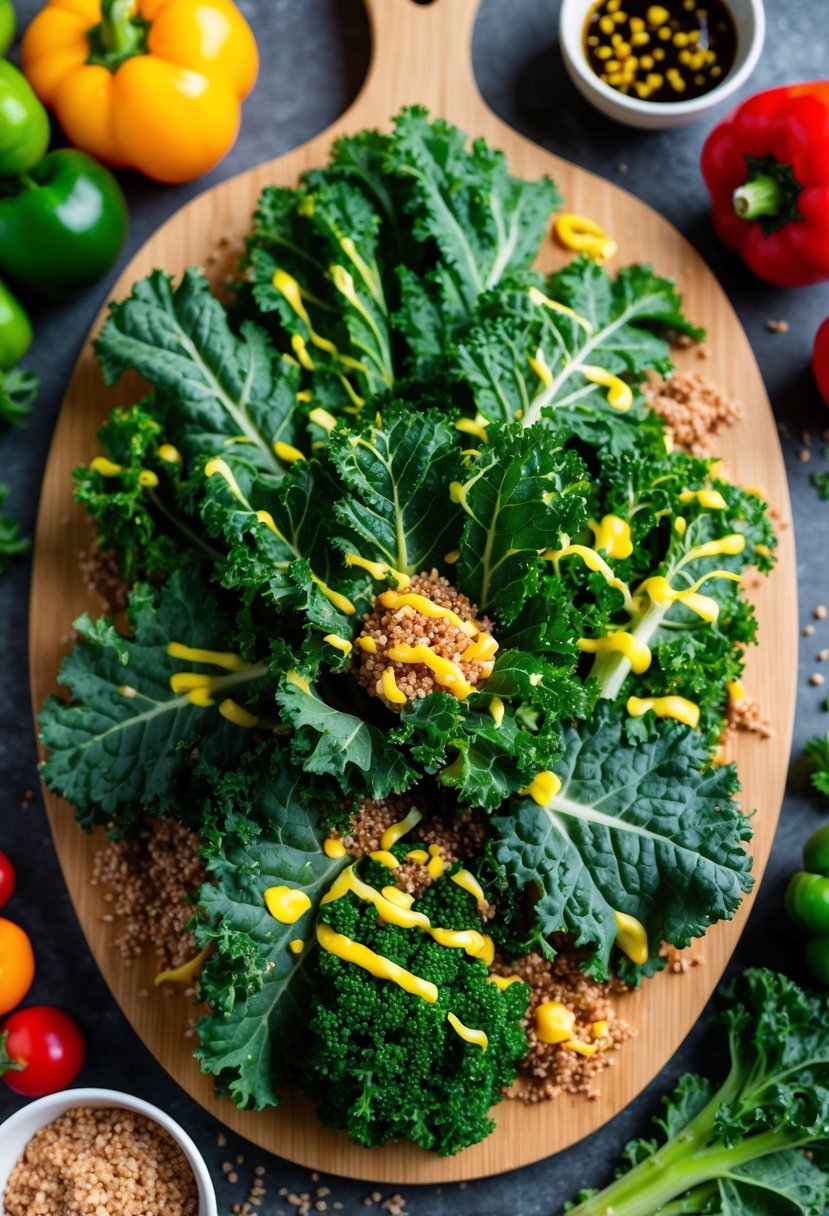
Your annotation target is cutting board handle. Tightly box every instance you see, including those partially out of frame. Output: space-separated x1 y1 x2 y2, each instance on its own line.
349 0 482 127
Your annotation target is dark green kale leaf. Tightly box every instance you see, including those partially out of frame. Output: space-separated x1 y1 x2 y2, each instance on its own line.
0 367 38 428
802 733 829 799
0 484 28 576
195 766 349 1111
492 702 752 978
39 569 277 829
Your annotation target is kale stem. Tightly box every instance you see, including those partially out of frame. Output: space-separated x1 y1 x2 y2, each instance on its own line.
656 1184 718 1216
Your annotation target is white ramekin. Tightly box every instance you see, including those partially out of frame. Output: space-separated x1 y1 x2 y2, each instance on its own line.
0 1088 217 1216
559 0 766 128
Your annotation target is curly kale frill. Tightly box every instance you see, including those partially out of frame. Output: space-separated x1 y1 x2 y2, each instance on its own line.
300 859 529 1155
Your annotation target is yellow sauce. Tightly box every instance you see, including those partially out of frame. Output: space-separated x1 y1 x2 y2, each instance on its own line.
291 333 315 371
218 699 259 728
323 865 430 930
614 910 649 966
627 694 700 729
167 642 248 671
323 634 353 656
205 457 245 502
344 552 410 587
169 673 214 695
381 887 414 910
455 415 490 444
323 837 347 859
381 667 408 705
451 870 485 905
553 213 617 260
488 696 505 728
675 516 687 537
380 589 478 637
386 643 475 699
274 440 306 464
727 679 745 703
578 632 652 674
592 1020 608 1039
521 771 562 806
460 633 499 664
405 848 429 865
273 269 339 356
545 544 633 609
589 514 633 559
429 927 485 953
535 1000 576 1044
447 1012 488 1051
488 974 524 991
310 572 356 616
286 669 312 695
426 847 446 880
317 923 438 1003
580 364 633 411
381 807 423 851
565 1038 600 1057
289 939 304 954
309 407 337 433
138 469 159 488
158 444 182 464
678 489 727 510
444 549 460 564
154 944 211 987
369 850 400 870
89 456 123 477
528 284 592 333
357 636 377 653
265 886 312 924
476 934 495 967
684 534 745 562
528 346 554 388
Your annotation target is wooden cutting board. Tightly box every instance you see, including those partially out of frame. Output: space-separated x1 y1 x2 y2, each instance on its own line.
28 0 797 1184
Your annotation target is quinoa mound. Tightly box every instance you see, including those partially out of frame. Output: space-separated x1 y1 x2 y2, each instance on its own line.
352 571 495 710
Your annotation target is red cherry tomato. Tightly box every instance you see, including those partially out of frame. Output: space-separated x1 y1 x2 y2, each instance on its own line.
0 1006 85 1096
0 852 14 910
814 317 829 407
0 918 34 1014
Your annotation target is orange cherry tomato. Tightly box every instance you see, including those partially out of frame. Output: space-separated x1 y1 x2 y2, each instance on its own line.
0 918 35 1015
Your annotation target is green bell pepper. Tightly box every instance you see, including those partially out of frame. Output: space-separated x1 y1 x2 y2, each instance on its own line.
805 937 829 986
0 0 16 58
0 60 49 178
0 150 128 298
0 276 31 371
804 822 829 876
785 870 829 936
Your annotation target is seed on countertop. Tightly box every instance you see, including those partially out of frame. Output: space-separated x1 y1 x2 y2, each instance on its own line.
811 674 825 687
818 649 829 661
816 605 828 619
804 624 816 636
799 449 812 462
765 319 789 333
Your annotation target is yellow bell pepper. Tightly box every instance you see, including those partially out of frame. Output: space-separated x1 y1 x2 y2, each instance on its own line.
21 0 258 183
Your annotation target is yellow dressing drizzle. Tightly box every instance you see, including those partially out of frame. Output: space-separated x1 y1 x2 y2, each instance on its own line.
369 850 400 870
89 456 123 477
444 549 460 565
323 634 353 656
451 870 486 905
138 469 159 488
528 284 592 333
272 269 339 356
356 636 378 654
158 444 182 464
155 944 211 987
675 516 688 537
167 642 248 672
426 849 446 880
565 1038 600 1057
578 632 652 674
382 887 414 910
488 974 523 991
545 544 633 611
186 686 216 708
405 848 429 865
264 885 312 924
528 346 554 388
476 934 495 967
455 415 489 444
218 699 259 728
386 643 475 699
169 673 214 694
488 696 505 728
274 440 306 464
447 1012 488 1051
588 514 633 559
323 865 431 930
289 939 304 954
554 213 617 260
683 533 745 562
535 1000 576 1044
627 694 700 729
727 679 746 703
460 633 499 664
285 669 312 695
614 910 649 966
580 365 633 412
520 771 562 806
323 837 347 859
381 807 422 850
296 390 313 403
205 457 245 502
344 552 410 588
317 923 438 1003
381 667 407 705
309 572 355 616
592 1020 609 1039
678 489 727 510
309 407 337 433
380 589 478 637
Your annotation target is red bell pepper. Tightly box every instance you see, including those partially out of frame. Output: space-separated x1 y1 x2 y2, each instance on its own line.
814 318 829 407
701 82 829 288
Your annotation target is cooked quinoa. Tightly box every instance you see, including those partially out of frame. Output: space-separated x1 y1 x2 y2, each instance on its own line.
352 572 495 710
644 369 743 455
494 948 634 1102
91 819 205 969
4 1107 197 1216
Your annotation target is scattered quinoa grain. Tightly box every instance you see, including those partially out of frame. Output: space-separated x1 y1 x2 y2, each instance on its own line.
816 605 828 620
811 674 825 687
765 319 789 333
818 649 829 662
643 369 742 454
804 624 816 637
798 449 812 462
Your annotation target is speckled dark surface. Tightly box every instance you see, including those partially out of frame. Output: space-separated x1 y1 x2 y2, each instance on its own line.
1 2 828 1213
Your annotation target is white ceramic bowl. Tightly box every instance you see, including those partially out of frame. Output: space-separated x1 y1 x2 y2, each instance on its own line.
0 1088 217 1216
559 0 766 128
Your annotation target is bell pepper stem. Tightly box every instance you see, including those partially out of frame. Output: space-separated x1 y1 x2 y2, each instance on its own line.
733 174 783 221
99 0 143 58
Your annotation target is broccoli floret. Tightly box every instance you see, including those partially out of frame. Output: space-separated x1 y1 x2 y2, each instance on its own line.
299 857 529 1155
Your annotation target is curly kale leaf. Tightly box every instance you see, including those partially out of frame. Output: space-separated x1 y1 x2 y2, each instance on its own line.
492 702 752 978
195 767 348 1110
453 423 588 619
802 733 829 799
39 569 274 829
0 367 38 428
95 269 299 475
0 484 28 577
